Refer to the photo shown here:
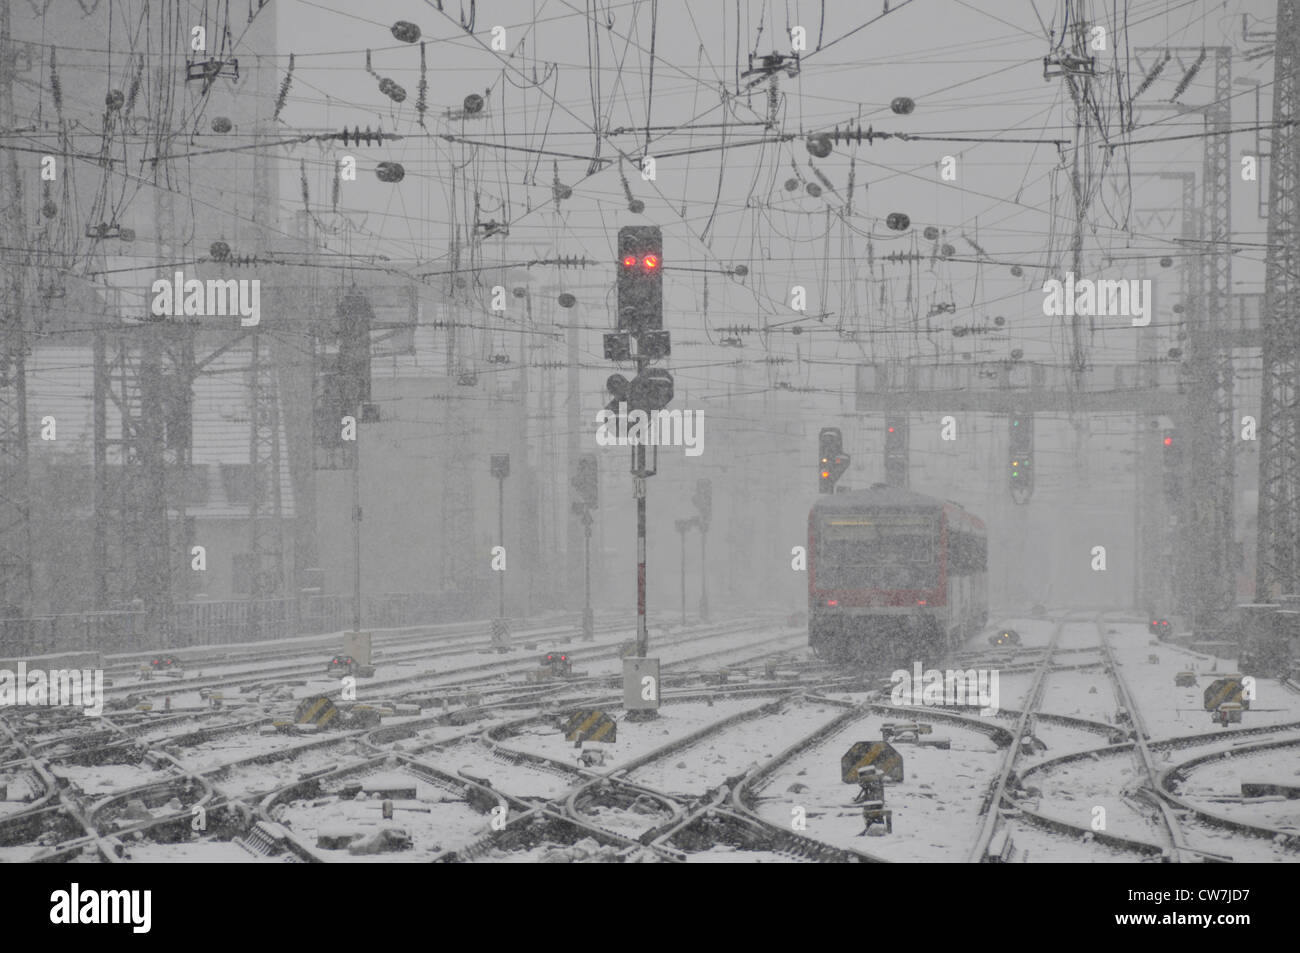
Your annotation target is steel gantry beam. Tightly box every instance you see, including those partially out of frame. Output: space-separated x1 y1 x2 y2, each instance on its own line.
855 362 1190 415
1257 1 1300 599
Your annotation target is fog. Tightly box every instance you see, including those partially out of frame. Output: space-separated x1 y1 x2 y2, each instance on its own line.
0 0 1294 875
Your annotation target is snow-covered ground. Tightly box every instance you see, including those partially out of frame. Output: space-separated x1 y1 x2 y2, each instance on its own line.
4 612 1298 863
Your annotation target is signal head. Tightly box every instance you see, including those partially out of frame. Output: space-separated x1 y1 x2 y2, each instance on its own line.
617 225 664 335
606 374 631 401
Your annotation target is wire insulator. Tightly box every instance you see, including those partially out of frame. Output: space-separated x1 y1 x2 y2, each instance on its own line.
273 53 294 121
1170 48 1206 103
125 57 144 114
1133 50 1170 99
49 48 62 115
416 42 429 126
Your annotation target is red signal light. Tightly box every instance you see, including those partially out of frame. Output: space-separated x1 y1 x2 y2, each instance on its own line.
1163 436 1173 446
642 254 659 270
827 600 838 606
888 426 895 433
622 255 637 268
561 655 567 661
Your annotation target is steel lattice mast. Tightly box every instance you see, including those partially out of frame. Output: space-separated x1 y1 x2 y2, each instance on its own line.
0 0 32 620
1256 0 1300 599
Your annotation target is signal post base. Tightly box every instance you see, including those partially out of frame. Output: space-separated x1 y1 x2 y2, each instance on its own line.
490 617 511 652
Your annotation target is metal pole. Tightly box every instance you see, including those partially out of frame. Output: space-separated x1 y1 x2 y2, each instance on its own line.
680 525 687 625
352 437 361 632
636 440 647 656
520 291 534 616
583 517 593 640
568 296 584 614
1133 423 1141 612
699 525 709 622
93 329 108 610
498 475 505 619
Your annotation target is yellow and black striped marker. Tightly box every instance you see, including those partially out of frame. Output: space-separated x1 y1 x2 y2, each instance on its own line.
295 695 340 728
841 741 904 783
563 710 616 743
1203 677 1250 711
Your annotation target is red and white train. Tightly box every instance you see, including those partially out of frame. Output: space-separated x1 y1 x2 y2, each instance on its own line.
808 484 988 663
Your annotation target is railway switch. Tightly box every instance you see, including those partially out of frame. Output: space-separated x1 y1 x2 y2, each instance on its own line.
881 721 930 743
1215 703 1243 726
1019 733 1047 755
1203 676 1250 711
842 740 904 783
986 830 1024 863
854 767 892 834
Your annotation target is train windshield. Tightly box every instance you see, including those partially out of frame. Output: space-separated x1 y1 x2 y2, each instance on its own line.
816 514 938 589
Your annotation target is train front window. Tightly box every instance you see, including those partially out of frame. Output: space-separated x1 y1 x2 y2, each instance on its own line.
816 515 938 589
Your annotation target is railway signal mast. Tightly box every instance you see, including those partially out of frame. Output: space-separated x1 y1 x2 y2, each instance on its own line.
819 427 850 493
693 478 712 621
605 227 671 707
884 418 908 488
570 454 598 641
1009 415 1033 504
1161 431 1183 502
490 454 510 647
